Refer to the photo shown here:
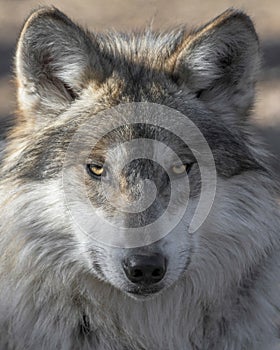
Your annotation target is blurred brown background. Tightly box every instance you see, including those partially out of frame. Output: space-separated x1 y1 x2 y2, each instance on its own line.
0 0 279 167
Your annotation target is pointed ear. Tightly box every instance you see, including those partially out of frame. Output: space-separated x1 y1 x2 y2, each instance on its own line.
172 9 260 118
16 7 105 121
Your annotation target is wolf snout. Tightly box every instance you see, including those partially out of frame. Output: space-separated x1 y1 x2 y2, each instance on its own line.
122 254 167 285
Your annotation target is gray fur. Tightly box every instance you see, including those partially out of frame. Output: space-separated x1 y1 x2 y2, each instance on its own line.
0 6 279 350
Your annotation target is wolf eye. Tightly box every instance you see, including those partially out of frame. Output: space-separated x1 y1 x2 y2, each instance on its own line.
171 164 191 175
87 164 106 179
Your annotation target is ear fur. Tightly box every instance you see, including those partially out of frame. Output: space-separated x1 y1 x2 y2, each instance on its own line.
16 7 104 121
171 9 260 118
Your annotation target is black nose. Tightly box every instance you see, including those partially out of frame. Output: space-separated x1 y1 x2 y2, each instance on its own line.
122 254 167 285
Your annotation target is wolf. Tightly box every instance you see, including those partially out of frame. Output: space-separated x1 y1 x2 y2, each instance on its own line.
0 6 279 350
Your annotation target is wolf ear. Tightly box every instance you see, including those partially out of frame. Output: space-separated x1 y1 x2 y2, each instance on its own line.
172 9 260 118
16 7 104 120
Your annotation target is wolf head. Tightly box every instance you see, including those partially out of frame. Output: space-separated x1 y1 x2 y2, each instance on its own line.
8 7 271 299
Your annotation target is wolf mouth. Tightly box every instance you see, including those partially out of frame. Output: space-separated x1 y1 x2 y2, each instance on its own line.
126 286 163 297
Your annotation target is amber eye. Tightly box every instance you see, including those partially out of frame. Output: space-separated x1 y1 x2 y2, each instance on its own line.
171 164 189 175
87 164 105 179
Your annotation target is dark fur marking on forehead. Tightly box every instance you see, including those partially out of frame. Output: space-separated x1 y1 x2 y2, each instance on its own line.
90 123 195 162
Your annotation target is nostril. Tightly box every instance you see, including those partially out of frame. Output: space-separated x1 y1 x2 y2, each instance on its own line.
131 268 144 279
123 265 145 283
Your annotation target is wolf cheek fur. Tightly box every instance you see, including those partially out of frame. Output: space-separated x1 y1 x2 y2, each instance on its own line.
0 6 279 350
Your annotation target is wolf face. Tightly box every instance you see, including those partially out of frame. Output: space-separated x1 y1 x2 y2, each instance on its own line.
4 7 266 301
2 7 280 350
